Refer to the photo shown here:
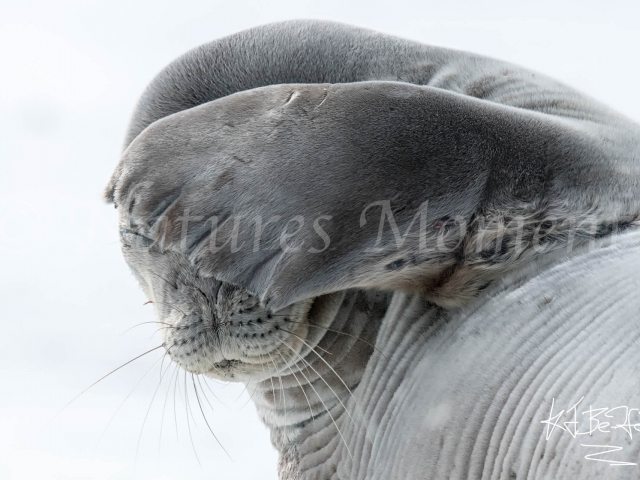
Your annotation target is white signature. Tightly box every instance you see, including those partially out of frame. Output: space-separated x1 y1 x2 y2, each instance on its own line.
541 397 640 466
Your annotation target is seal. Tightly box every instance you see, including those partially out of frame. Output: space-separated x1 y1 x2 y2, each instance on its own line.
105 20 640 479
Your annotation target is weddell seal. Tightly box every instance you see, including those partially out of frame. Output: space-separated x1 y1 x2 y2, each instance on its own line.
105 20 640 479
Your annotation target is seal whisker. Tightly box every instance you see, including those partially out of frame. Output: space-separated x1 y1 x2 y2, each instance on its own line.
135 356 172 467
147 298 187 316
194 356 226 408
172 365 180 440
271 335 354 460
276 326 333 355
279 351 317 428
148 271 179 291
184 370 200 430
157 363 179 462
192 373 232 459
252 322 318 426
51 345 164 422
276 333 365 438
195 374 220 411
278 318 389 361
236 337 275 411
95 352 167 451
277 329 373 445
268 350 287 425
238 379 261 411
120 321 177 336
183 370 203 469
250 337 279 410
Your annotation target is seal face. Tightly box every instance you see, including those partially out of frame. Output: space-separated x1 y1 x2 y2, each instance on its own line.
120 229 314 382
163 282 314 381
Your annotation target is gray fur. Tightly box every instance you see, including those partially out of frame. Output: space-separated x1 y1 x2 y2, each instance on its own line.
106 20 640 311
105 20 640 479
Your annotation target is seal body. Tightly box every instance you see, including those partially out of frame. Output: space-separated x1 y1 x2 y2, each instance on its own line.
105 20 640 479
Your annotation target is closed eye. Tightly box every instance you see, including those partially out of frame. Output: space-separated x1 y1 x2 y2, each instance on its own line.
119 228 155 248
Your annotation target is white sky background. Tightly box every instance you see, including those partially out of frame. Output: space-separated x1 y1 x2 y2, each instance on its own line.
0 0 639 479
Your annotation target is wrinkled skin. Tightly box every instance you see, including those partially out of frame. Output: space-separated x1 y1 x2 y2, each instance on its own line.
106 21 640 479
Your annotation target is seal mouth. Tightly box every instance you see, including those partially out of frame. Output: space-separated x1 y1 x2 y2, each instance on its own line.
159 287 316 380
211 359 241 370
204 358 248 381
